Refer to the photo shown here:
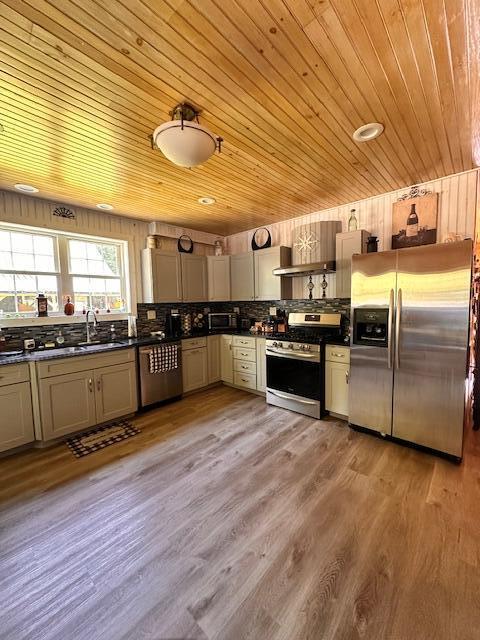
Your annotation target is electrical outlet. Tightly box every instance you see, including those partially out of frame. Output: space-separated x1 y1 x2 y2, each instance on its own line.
233 306 240 314
269 307 277 316
147 310 156 320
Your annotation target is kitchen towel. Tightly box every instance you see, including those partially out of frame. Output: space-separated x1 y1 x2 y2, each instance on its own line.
149 344 179 374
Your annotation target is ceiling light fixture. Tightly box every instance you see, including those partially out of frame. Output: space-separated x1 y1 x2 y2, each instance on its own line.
96 203 114 210
198 196 216 205
152 103 223 168
352 122 384 142
14 183 39 193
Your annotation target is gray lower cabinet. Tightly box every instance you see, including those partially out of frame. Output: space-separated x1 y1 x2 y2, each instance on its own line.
182 347 208 392
220 335 233 383
94 363 138 424
325 346 350 418
256 338 266 392
39 370 97 439
38 350 138 440
207 335 221 384
0 381 34 452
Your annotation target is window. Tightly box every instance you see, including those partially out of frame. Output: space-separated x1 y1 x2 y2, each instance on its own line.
0 229 60 314
0 224 128 318
67 239 124 312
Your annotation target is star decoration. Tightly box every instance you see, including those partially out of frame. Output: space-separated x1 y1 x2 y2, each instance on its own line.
294 230 318 253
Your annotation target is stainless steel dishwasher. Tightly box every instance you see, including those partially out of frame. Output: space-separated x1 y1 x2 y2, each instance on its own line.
137 341 182 408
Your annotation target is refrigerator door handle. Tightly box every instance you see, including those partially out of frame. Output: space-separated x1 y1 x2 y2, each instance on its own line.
388 288 394 369
395 288 402 369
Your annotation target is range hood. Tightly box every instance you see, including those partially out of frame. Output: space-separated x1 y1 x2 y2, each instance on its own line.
273 220 341 278
272 260 336 277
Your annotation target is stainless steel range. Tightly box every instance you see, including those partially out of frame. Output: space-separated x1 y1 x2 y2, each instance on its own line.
266 312 343 419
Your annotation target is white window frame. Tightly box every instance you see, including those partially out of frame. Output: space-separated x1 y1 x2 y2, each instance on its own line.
0 227 61 313
0 222 130 323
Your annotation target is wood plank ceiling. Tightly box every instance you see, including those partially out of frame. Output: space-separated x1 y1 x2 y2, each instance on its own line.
0 0 479 235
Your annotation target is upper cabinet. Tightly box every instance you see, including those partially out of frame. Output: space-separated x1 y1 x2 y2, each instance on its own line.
231 252 255 301
207 255 231 301
181 254 208 302
254 246 292 301
230 247 292 301
142 249 207 303
142 249 182 303
335 230 370 299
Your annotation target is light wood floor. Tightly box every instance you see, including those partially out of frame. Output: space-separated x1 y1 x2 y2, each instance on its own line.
1 386 480 640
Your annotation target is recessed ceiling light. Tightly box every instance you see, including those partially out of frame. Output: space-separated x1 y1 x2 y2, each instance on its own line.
198 196 216 205
352 122 384 142
96 203 114 210
14 183 39 193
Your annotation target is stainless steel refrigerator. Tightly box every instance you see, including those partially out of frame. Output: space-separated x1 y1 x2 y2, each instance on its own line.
349 240 472 459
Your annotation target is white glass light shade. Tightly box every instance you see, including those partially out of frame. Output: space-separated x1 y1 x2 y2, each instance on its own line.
153 120 217 168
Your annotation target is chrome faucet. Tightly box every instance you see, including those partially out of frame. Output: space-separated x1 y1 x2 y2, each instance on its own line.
85 309 98 344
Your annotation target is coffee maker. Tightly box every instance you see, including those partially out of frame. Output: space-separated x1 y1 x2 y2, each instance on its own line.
165 311 182 338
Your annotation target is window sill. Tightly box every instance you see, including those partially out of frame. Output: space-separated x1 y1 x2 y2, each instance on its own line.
0 313 132 328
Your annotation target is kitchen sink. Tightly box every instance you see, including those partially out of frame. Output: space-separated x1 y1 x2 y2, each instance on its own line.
34 340 125 355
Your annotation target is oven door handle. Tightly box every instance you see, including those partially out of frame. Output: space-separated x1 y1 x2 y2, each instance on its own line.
269 390 318 406
266 347 318 359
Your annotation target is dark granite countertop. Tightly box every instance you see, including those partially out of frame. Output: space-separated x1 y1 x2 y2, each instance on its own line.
0 330 350 367
0 335 177 367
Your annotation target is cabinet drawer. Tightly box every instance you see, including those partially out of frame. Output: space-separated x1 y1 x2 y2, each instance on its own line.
234 371 257 390
0 362 30 386
233 346 256 362
36 348 135 378
233 335 256 349
325 345 350 364
234 359 257 374
182 337 207 351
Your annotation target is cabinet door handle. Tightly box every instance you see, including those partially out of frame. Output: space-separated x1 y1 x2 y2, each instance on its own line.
241 365 249 369
88 378 93 393
331 352 345 358
240 352 249 356
345 370 349 384
97 378 101 391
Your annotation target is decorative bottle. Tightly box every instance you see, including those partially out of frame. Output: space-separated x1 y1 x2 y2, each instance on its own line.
406 204 419 237
348 209 358 231
36 293 48 317
64 296 75 316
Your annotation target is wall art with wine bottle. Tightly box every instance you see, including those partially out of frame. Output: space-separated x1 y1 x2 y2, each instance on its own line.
391 188 438 249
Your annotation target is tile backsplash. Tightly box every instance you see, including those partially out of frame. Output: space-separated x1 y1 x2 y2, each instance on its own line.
3 319 129 350
2 299 350 350
137 298 350 335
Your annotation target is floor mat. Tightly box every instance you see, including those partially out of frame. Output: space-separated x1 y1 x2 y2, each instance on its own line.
66 419 140 458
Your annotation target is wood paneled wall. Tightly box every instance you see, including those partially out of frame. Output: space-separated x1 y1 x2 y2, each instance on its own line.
226 170 479 299
0 190 214 306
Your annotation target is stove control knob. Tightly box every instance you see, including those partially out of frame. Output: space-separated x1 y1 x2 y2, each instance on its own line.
300 344 306 351
306 345 311 351
278 342 283 349
288 343 294 349
272 342 278 348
